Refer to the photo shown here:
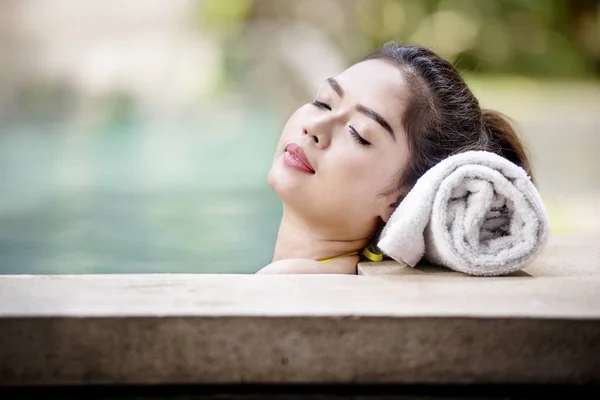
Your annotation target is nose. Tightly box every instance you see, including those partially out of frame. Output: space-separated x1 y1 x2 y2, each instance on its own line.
302 127 322 145
303 117 334 148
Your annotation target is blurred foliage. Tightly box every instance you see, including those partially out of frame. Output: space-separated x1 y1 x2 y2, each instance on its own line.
199 0 600 78
195 0 254 32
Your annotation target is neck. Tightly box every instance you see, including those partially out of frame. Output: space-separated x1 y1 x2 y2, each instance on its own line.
272 206 370 262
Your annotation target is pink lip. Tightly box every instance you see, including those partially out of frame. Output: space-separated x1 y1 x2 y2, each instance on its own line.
284 143 315 174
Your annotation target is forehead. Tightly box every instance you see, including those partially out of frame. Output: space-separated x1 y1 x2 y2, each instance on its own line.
333 59 408 121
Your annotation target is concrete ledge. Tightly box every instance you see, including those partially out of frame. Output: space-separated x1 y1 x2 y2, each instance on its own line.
0 233 599 386
2 316 599 386
358 232 600 277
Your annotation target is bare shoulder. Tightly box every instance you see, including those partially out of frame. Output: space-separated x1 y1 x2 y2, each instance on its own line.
256 258 356 275
255 258 322 274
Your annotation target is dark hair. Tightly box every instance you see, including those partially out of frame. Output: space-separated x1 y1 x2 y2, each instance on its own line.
363 42 534 199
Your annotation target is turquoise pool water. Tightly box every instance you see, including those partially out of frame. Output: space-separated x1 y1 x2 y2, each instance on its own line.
0 115 283 274
0 189 281 274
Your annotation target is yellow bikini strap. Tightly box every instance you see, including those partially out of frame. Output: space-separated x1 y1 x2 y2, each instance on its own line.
361 245 383 262
317 251 359 264
317 246 383 264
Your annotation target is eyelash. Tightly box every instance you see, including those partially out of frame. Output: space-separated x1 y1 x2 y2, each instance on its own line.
310 100 372 147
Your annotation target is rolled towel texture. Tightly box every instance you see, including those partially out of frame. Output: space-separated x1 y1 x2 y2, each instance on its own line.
377 151 550 276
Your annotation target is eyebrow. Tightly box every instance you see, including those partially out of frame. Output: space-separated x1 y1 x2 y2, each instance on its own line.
356 104 396 141
326 77 344 97
326 77 396 141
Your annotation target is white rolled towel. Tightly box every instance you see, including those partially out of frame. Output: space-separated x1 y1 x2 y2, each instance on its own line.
377 151 550 276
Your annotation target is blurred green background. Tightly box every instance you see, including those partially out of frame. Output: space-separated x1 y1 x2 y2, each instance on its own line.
0 0 598 274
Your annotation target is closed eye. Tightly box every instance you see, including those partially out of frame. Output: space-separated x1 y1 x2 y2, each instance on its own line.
311 100 331 111
350 126 371 146
311 100 371 147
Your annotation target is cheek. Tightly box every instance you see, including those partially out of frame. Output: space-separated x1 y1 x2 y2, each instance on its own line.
277 106 308 147
334 152 398 195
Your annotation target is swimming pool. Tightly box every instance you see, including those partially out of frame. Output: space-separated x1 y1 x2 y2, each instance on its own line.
0 118 282 274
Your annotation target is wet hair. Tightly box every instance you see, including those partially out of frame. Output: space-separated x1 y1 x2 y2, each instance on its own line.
363 41 533 199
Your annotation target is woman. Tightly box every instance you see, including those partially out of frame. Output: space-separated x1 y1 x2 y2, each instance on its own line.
256 41 532 275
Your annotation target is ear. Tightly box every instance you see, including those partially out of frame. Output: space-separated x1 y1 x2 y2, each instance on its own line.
378 193 402 223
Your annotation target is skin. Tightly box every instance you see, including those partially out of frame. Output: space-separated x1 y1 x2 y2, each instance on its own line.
256 59 410 274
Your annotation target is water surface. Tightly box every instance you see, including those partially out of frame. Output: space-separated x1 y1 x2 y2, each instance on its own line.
0 116 282 274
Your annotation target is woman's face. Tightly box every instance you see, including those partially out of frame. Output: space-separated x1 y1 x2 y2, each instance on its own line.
268 59 410 239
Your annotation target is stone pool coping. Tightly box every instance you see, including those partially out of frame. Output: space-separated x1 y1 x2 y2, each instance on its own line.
0 233 599 385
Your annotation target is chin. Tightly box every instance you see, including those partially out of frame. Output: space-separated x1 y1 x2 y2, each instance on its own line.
267 158 290 196
267 164 309 208
267 167 278 193
267 165 291 199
